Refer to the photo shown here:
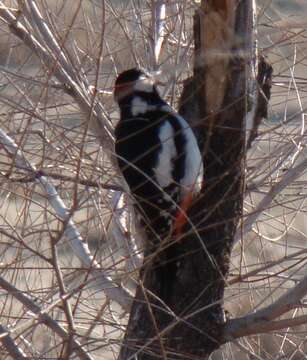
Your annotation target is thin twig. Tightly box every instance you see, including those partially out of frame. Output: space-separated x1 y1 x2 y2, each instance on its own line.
0 276 94 360
0 127 132 310
235 157 307 245
0 324 28 360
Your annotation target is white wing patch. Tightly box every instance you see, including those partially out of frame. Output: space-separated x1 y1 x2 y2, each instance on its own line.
161 105 203 196
154 121 177 188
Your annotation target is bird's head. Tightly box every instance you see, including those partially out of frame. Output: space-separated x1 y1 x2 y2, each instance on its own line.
114 68 162 103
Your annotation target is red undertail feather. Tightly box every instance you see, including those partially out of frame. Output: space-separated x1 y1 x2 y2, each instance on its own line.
173 192 194 236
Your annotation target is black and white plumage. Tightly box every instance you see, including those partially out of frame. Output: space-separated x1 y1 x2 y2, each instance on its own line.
114 68 203 243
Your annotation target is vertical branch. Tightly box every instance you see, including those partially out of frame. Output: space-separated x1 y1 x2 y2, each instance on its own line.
151 0 166 69
198 0 236 116
119 2 255 360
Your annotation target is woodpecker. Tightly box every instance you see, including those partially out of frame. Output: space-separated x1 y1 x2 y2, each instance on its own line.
114 68 203 244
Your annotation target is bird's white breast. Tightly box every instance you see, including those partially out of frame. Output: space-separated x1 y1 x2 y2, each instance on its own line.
154 121 177 188
161 105 203 195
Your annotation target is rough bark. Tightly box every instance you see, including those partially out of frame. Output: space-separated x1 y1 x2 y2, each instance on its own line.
118 2 254 359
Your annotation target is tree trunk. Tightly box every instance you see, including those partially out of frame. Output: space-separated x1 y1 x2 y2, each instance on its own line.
118 1 254 359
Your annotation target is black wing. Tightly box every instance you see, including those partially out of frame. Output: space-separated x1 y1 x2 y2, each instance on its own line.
115 111 186 242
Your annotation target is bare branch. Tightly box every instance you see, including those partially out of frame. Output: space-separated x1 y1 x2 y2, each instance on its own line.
6 169 122 191
151 1 166 68
0 324 28 360
225 273 307 340
0 2 114 148
0 276 94 360
235 157 307 245
228 314 307 339
0 127 132 310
